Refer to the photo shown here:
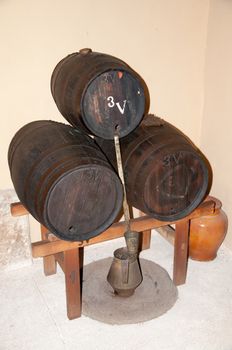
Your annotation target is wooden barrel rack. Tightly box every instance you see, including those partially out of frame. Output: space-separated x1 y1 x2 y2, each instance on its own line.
10 198 216 320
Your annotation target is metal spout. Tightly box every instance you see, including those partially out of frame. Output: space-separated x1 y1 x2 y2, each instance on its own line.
107 247 142 297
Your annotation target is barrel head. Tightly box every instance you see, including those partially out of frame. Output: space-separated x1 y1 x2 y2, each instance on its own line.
45 166 123 241
82 70 145 139
143 150 209 221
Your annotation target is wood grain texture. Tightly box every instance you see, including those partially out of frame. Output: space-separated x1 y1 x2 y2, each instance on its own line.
155 226 175 245
9 196 217 321
173 220 190 286
140 230 152 251
83 70 145 139
64 248 83 320
139 211 151 250
41 224 57 276
96 114 211 221
51 49 148 139
11 199 216 295
31 200 216 258
10 202 28 216
8 121 123 242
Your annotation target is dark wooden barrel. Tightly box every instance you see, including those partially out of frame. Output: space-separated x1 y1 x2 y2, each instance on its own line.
8 121 123 241
51 48 149 139
96 115 211 221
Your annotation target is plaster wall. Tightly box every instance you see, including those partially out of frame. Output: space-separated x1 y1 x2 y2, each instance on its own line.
201 0 232 250
0 0 209 241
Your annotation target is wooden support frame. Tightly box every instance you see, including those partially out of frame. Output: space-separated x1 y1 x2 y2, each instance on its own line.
10 199 215 320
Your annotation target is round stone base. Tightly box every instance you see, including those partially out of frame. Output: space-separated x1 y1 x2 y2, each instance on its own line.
82 258 178 324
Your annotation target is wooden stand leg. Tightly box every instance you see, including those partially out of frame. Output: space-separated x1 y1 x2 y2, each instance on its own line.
140 229 151 251
11 201 217 320
139 211 151 251
173 220 190 286
41 225 57 276
64 247 84 320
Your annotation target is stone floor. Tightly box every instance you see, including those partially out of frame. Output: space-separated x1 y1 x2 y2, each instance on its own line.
0 232 232 350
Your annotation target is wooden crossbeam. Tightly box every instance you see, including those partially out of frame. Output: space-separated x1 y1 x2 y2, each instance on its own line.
10 199 216 319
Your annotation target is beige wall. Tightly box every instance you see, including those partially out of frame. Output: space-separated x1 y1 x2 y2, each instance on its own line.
201 0 232 250
0 1 210 241
1 0 209 189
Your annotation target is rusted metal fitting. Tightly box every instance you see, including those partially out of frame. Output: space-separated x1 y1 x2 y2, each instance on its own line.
79 48 92 55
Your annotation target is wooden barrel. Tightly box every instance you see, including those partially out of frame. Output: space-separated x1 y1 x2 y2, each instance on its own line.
96 114 211 221
8 121 123 241
51 48 149 139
